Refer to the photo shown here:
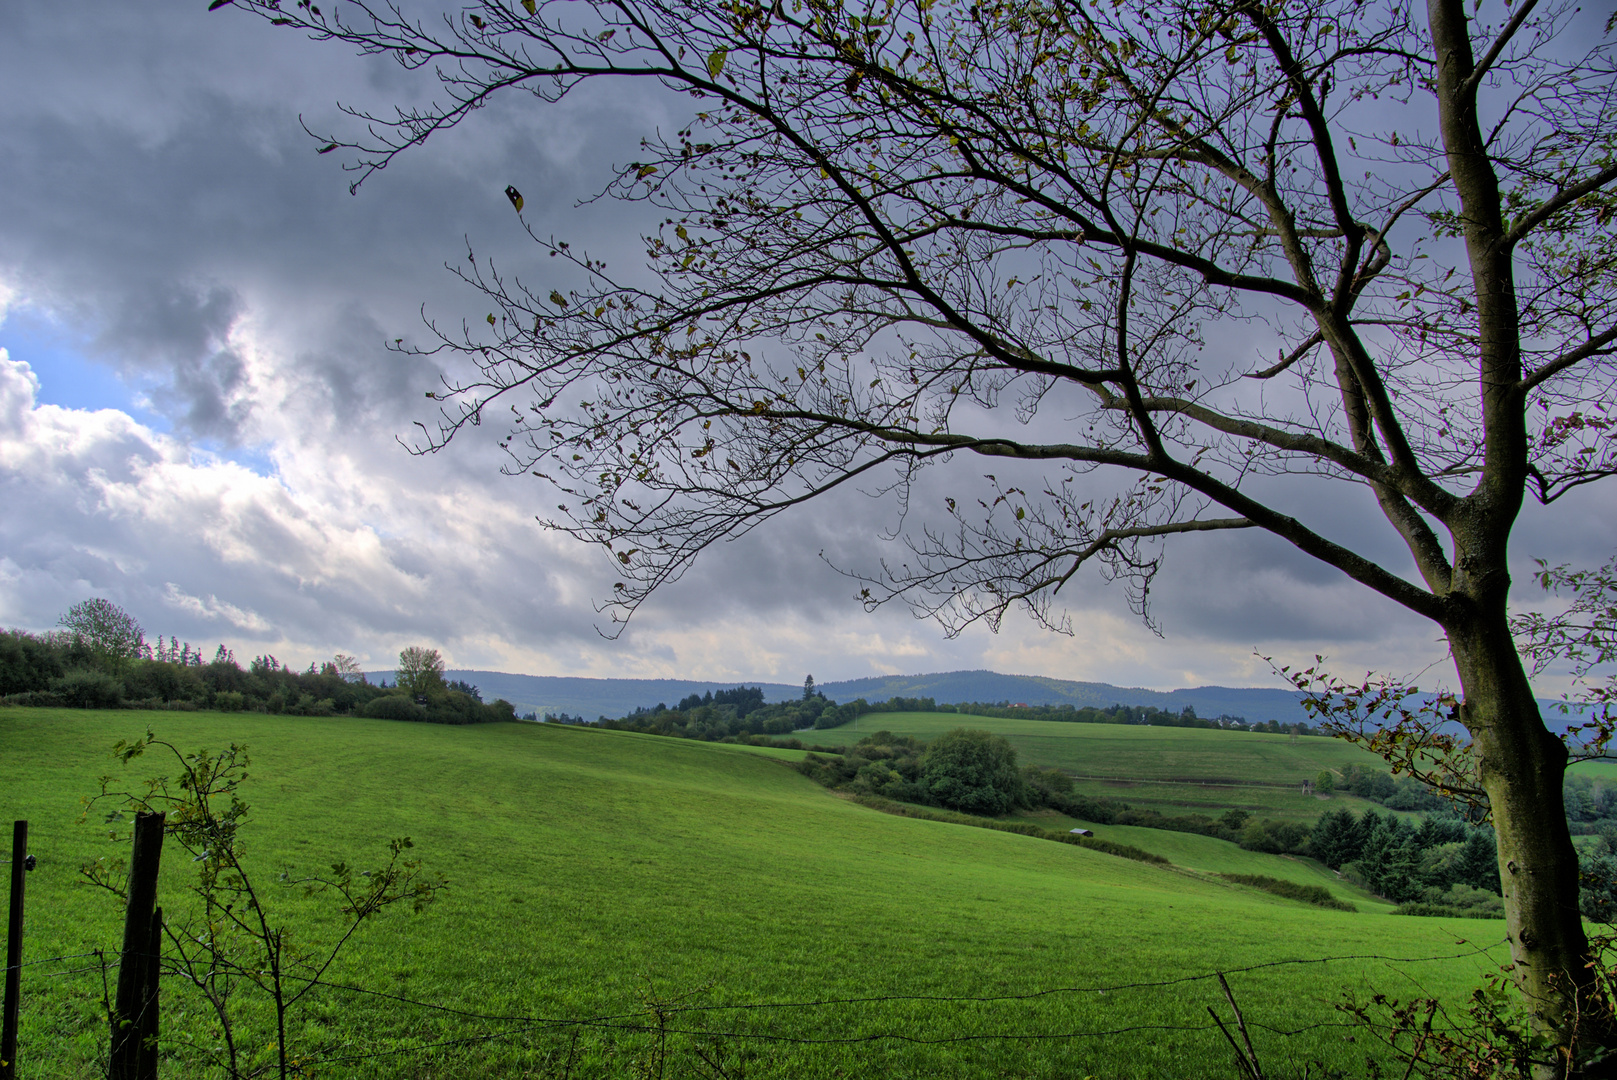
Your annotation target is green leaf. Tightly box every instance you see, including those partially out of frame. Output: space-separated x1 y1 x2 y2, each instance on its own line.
707 48 728 80
523 0 535 11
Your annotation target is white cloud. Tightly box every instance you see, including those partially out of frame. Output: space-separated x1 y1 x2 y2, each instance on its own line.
0 1 1609 700
161 582 272 635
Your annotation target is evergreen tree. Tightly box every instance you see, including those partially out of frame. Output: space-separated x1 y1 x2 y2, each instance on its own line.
1456 828 1503 895
1309 808 1360 869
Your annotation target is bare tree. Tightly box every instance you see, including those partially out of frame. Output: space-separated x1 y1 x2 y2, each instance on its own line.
221 0 1617 1066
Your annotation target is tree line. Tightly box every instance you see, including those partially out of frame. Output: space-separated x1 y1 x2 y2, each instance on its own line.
599 683 1292 736
912 700 1316 735
597 682 958 739
601 689 833 740
0 600 514 724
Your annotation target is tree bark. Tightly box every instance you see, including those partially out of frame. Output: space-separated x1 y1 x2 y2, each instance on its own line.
1451 604 1609 1075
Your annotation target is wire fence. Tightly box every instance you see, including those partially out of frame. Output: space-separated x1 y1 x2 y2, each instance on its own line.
8 929 1514 1075
165 942 1514 1070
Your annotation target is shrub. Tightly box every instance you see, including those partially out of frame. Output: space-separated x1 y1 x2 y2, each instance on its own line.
0 629 66 695
363 695 428 722
214 691 246 713
0 691 66 708
1237 817 1312 855
1391 902 1500 919
1219 874 1356 912
50 668 125 709
920 728 1026 815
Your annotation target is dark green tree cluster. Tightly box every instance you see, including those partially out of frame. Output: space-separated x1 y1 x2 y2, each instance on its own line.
605 688 965 739
607 688 833 739
1311 808 1500 912
805 695 937 729
893 700 1296 733
1097 805 1296 847
919 728 1027 814
1578 830 1617 923
1331 764 1451 813
797 729 1116 821
672 685 768 716
797 731 929 801
1563 774 1617 836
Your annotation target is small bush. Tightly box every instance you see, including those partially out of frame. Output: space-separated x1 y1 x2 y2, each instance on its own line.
214 691 246 713
1393 885 1504 919
1391 902 1500 919
1219 873 1356 911
50 669 125 709
363 695 428 722
1064 834 1169 864
0 691 66 708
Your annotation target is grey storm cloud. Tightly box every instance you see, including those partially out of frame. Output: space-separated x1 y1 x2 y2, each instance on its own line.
0 0 1605 691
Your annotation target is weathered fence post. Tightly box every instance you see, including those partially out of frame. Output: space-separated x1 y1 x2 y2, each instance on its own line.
2 821 30 1080
137 908 160 1080
109 811 164 1080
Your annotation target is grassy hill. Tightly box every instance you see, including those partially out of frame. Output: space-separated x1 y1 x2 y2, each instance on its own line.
0 708 1503 1078
825 711 1396 824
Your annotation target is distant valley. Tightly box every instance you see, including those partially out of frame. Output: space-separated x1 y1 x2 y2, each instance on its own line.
406 667 1323 725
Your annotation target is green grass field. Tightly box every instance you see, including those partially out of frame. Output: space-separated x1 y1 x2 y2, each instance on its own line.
0 709 1505 1078
830 712 1397 823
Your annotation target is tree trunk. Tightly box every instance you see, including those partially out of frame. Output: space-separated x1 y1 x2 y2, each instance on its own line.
1451 610 1610 1075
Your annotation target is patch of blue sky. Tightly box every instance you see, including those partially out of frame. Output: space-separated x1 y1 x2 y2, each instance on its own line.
205 442 278 477
0 309 170 431
2 309 279 479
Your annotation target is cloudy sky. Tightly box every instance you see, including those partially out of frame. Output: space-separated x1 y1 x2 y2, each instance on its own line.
0 2 1609 692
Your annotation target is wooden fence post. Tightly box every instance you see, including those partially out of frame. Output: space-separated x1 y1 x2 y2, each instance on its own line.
109 812 164 1080
1 821 29 1080
137 908 160 1080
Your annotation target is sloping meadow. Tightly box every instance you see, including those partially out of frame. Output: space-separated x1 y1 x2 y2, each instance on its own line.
0 709 1502 1078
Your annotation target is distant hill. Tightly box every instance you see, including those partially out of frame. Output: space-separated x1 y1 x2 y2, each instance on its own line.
435 672 801 721
817 671 1320 725
367 665 1585 732
372 668 1320 725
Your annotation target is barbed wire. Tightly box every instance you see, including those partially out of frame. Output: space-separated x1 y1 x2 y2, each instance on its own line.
293 1006 1390 1067
10 950 102 970
285 940 1507 1027
281 943 1508 1067
10 938 1511 1071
